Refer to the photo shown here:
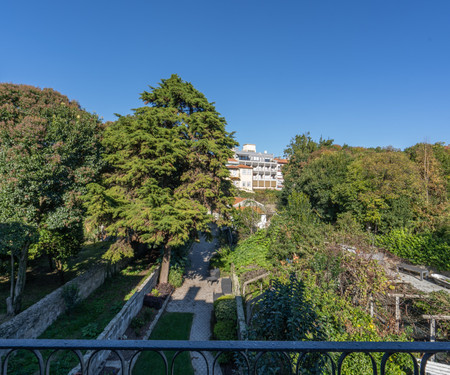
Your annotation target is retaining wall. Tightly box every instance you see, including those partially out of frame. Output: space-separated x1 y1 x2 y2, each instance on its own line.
0 251 131 340
0 265 108 340
69 266 160 375
230 265 247 340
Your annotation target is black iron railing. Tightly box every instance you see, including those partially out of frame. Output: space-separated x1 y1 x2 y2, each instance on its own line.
0 339 449 375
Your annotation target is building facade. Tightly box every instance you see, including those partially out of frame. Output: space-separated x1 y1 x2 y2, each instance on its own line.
227 158 254 191
274 157 288 190
227 144 287 191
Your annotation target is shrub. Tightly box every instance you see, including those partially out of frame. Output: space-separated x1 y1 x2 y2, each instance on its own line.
213 231 272 276
213 295 238 364
213 320 237 341
214 295 237 323
249 273 324 341
151 288 161 297
376 228 450 270
143 308 155 321
81 322 101 338
62 283 80 314
168 266 184 288
131 316 146 330
131 316 146 335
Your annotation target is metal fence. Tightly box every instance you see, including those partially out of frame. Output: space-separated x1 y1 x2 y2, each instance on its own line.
0 339 449 375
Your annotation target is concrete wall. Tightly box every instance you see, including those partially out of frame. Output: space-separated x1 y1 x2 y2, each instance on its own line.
70 267 160 375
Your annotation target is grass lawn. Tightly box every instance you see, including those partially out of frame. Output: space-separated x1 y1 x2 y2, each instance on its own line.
0 241 113 318
4 254 157 375
133 312 194 375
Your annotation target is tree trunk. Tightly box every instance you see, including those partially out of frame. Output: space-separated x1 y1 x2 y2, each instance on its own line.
8 243 29 315
6 251 15 316
47 254 54 271
56 259 65 284
159 245 171 284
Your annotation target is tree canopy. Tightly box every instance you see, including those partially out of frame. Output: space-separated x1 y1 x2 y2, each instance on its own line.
282 133 448 235
0 83 103 314
88 74 237 282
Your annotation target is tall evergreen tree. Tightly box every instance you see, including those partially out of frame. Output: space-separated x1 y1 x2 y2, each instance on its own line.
93 75 237 283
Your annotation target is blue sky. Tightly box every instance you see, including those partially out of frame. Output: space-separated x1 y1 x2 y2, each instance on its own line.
1 0 449 156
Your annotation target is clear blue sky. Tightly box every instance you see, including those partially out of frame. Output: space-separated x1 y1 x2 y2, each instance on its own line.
1 0 449 156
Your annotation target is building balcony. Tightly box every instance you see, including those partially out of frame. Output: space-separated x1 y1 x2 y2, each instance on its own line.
0 339 448 374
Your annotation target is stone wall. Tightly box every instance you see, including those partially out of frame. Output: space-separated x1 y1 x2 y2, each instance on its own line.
69 267 160 375
0 264 109 340
0 250 133 341
230 265 247 340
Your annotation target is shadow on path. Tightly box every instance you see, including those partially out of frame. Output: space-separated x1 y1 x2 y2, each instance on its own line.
165 227 222 374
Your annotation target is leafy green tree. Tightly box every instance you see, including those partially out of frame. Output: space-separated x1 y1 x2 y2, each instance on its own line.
282 132 333 206
0 222 37 314
405 142 449 201
268 191 324 261
93 75 237 283
233 199 267 240
31 225 84 283
292 150 354 222
336 151 425 232
0 84 103 314
404 142 449 230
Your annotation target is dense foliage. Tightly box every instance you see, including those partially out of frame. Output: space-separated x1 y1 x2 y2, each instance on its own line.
281 133 449 269
211 230 271 275
213 295 237 341
376 229 450 270
0 84 103 314
283 134 448 230
213 180 445 373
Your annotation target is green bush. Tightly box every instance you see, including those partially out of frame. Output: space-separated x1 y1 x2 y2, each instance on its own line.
213 320 237 341
212 231 272 276
166 240 192 288
131 316 146 330
81 322 101 338
214 296 237 323
168 266 184 288
213 295 238 365
376 228 450 270
62 283 80 314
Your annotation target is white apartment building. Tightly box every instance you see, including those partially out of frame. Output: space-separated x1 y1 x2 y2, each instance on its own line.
274 157 288 190
227 158 254 191
226 144 288 191
233 144 278 190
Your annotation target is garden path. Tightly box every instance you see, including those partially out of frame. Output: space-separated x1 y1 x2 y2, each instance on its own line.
166 226 222 375
397 273 450 294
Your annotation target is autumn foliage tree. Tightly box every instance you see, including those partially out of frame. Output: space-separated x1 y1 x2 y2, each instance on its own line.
0 84 103 314
87 75 237 283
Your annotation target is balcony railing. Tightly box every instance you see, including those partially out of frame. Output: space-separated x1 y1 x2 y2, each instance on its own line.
0 339 449 375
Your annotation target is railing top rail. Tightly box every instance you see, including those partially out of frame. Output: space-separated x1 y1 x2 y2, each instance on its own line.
0 339 448 353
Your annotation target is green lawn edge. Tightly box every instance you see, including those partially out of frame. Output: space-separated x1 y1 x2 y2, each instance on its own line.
133 312 194 375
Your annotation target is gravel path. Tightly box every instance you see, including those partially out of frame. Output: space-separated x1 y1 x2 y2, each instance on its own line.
166 227 222 375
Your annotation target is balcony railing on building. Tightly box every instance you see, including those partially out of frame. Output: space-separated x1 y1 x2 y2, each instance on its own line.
1 339 448 375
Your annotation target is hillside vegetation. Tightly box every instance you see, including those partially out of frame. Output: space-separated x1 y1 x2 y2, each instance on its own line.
212 134 449 374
